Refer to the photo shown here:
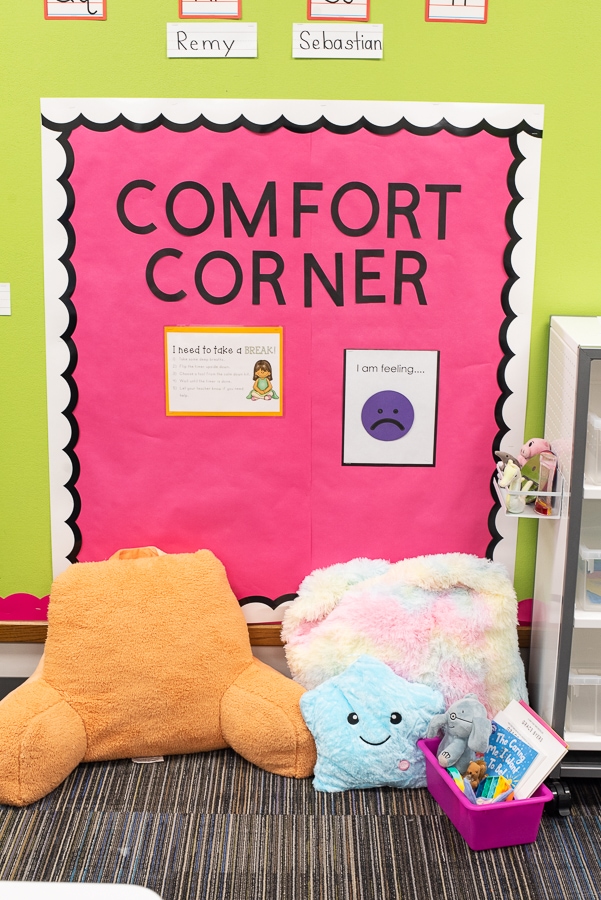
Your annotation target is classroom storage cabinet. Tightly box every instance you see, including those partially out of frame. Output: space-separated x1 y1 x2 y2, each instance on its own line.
530 317 601 778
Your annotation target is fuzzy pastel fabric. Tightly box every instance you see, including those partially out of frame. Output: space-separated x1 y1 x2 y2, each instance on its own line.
300 655 444 791
283 553 528 719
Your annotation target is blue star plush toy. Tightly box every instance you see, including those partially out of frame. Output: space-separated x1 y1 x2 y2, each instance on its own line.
299 655 445 791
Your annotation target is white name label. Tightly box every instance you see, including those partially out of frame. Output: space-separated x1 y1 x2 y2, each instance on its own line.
180 0 241 18
426 0 487 23
293 23 382 58
167 22 257 57
45 0 106 18
308 0 369 21
0 284 11 316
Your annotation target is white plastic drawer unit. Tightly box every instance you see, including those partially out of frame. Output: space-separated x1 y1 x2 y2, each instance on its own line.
532 319 601 764
566 670 601 735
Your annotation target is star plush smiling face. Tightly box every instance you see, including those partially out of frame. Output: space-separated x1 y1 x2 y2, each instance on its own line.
299 655 445 791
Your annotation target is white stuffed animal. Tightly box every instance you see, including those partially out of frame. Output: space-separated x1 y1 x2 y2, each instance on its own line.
498 459 533 514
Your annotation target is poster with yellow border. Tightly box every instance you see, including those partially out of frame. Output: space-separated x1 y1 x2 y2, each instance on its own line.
165 326 283 416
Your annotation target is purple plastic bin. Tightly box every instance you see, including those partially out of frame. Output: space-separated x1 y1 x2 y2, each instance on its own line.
418 737 553 851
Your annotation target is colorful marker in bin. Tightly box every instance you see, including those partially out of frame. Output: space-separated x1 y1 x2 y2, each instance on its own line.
447 768 514 805
476 775 514 804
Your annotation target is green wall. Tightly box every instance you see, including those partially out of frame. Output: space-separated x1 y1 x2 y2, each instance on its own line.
1 1 599 601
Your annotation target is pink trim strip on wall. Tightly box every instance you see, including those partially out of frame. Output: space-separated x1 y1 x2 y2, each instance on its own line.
0 595 50 621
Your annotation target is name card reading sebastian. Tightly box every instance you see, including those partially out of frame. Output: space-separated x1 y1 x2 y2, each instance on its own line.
167 22 257 57
45 0 106 18
180 0 241 18
293 22 382 58
308 0 369 21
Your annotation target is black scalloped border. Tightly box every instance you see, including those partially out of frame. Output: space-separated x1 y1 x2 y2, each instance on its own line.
486 130 532 560
238 593 298 610
42 110 543 567
51 126 81 562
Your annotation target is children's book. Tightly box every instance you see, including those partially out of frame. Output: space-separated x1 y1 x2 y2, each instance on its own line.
494 699 568 800
484 721 539 790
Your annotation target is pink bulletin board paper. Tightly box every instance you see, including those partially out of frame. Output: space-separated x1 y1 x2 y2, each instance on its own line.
41 100 543 602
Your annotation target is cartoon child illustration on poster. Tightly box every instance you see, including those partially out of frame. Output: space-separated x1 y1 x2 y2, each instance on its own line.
247 359 279 401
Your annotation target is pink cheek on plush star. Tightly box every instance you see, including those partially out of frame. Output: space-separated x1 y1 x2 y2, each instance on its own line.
398 760 410 771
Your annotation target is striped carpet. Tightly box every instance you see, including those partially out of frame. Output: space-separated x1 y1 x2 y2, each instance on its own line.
1 750 600 900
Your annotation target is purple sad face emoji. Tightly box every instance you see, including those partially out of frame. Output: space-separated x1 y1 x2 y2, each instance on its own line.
361 391 414 441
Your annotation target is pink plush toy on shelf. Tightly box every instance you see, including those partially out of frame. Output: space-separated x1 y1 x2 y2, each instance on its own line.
494 438 552 476
517 437 551 467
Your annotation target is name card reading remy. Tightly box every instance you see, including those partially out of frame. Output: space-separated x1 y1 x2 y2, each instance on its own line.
180 0 241 18
167 22 257 57
45 0 106 18
293 23 382 58
308 0 369 21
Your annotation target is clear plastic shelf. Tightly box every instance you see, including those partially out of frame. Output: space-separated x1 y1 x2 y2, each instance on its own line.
566 669 601 735
577 530 601 611
584 480 601 500
493 470 564 519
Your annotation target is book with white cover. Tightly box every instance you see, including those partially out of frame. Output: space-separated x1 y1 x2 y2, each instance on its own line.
494 699 568 799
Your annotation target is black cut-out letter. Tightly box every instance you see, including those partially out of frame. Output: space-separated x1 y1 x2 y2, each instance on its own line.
117 180 156 235
393 251 427 305
146 248 186 302
195 251 243 305
252 251 286 305
166 182 215 237
224 182 277 238
304 253 344 307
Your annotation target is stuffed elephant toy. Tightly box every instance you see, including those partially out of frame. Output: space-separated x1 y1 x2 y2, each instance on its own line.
426 694 492 774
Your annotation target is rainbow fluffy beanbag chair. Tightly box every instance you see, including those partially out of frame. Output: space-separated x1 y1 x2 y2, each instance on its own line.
300 655 444 791
282 553 528 719
0 547 316 807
